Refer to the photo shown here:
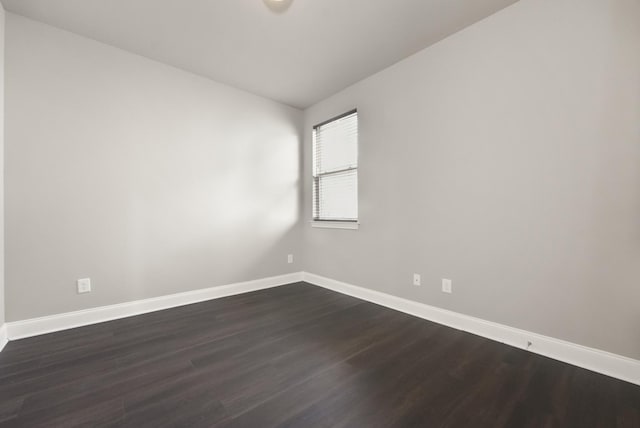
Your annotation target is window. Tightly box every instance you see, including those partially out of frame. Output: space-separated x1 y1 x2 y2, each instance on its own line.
312 109 358 224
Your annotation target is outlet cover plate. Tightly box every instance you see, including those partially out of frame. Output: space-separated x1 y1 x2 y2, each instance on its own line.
77 278 92 294
413 274 421 286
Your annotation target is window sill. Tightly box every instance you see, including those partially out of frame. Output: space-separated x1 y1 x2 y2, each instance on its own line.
310 221 359 230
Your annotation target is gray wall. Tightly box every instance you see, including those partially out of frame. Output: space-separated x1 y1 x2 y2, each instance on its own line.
303 0 640 360
0 5 5 326
5 14 303 321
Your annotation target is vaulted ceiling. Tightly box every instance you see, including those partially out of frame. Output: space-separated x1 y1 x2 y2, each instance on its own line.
1 0 518 108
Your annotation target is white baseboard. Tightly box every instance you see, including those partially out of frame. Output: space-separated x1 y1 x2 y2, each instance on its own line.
302 272 640 387
6 272 304 341
0 324 7 352
4 270 639 387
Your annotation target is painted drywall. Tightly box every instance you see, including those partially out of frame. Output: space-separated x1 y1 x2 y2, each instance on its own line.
5 13 303 321
303 0 640 360
0 4 5 326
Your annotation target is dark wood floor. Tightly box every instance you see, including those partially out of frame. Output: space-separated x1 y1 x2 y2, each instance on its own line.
0 283 638 427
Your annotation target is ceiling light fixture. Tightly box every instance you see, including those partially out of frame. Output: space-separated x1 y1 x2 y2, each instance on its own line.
263 0 293 13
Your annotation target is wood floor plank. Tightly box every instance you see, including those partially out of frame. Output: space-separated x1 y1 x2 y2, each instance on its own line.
219 316 440 428
0 282 637 427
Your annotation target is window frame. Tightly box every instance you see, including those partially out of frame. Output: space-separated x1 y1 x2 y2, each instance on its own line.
312 109 359 227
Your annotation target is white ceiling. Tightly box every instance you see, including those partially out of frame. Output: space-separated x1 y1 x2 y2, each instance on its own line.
1 0 518 109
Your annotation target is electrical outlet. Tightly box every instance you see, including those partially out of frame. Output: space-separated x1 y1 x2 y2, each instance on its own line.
77 278 92 294
413 274 421 286
442 279 452 294
287 254 294 264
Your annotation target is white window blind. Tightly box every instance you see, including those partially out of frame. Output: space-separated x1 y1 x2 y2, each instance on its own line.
313 110 358 222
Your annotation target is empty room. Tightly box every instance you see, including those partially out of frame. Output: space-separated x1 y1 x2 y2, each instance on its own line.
0 0 639 426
